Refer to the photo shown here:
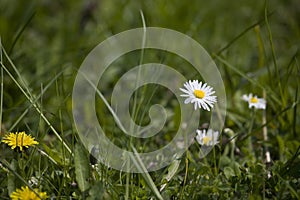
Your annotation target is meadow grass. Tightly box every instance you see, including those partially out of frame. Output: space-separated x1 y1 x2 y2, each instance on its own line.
0 0 299 199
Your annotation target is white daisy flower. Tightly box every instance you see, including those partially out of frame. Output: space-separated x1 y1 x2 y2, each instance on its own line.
196 129 219 146
242 93 266 110
180 80 217 111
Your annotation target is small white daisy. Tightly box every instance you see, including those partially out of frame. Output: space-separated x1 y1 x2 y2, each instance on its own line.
180 80 217 111
242 93 266 110
196 129 219 146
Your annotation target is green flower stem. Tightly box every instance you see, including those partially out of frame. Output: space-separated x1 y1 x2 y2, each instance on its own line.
179 156 189 200
180 109 198 199
230 139 235 161
213 147 218 176
247 108 256 159
198 145 214 175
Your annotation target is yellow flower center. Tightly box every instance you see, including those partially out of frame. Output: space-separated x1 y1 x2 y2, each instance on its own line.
250 97 258 103
203 136 211 145
194 89 205 99
16 133 25 147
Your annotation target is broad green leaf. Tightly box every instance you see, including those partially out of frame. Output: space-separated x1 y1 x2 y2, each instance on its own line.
276 135 285 160
87 181 105 200
75 143 90 192
7 159 17 195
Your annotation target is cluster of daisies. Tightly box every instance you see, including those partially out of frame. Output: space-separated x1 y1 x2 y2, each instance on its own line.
0 80 267 199
180 80 266 147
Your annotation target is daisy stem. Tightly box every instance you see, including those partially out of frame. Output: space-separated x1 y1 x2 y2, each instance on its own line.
179 110 196 199
197 146 214 176
179 156 189 200
230 141 235 160
213 147 218 175
262 91 271 182
247 108 256 160
262 92 270 161
179 125 189 199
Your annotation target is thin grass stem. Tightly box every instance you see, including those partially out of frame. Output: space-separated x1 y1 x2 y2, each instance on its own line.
0 38 3 134
0 62 72 154
264 2 286 107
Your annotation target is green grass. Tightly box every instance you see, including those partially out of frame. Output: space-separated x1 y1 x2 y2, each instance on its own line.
0 0 300 199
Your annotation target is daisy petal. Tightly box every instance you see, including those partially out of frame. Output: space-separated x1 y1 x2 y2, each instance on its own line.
180 80 217 111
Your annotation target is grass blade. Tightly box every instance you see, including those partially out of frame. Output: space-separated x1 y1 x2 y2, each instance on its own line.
0 159 45 199
214 54 281 105
130 145 163 200
9 11 36 54
0 38 3 133
8 71 65 132
0 46 72 154
215 11 274 56
79 71 127 134
264 2 285 107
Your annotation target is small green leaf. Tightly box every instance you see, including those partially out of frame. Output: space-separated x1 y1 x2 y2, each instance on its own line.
160 159 181 191
42 144 69 166
231 161 241 177
164 159 181 182
75 143 90 192
224 167 235 179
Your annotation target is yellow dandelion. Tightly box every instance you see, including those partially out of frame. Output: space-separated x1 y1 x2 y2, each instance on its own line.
1 131 39 151
10 186 47 200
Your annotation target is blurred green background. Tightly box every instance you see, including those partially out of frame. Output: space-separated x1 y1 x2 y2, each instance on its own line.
0 0 299 130
0 0 299 199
